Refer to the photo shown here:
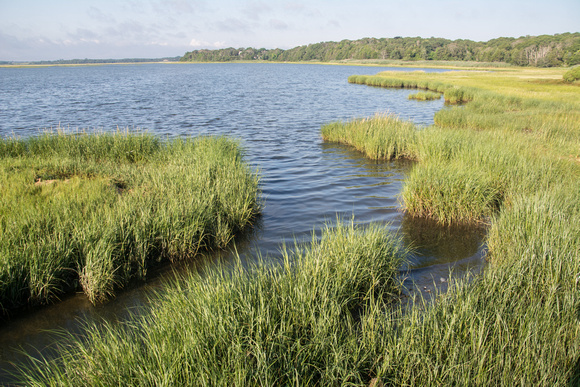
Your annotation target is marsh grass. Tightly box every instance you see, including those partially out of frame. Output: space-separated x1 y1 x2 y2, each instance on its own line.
18 221 406 386
319 67 580 384
336 59 515 69
408 91 441 101
333 69 580 225
0 131 261 312
349 74 476 104
320 113 418 160
18 211 580 385
13 68 580 385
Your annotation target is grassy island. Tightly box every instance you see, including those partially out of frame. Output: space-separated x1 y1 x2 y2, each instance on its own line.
14 68 580 385
0 132 261 312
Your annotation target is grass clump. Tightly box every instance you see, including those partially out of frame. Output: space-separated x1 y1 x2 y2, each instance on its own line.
408 91 441 101
0 131 261 312
18 207 580 385
349 74 475 104
320 113 418 160
18 221 406 386
563 66 580 82
320 67 580 384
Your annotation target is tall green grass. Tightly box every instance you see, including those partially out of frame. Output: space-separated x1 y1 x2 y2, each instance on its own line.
0 131 261 311
18 221 406 386
17 206 580 385
13 69 580 385
349 74 477 104
408 91 441 101
320 113 418 160
328 73 579 225
321 68 580 384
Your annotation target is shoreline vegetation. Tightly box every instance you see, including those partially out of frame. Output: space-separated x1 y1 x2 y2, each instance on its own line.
14 67 580 384
0 59 516 71
0 132 261 313
3 33 579 69
0 57 181 67
180 34 580 67
320 68 580 381
408 91 442 101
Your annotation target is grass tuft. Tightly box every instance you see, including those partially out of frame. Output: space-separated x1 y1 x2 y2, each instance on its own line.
18 221 406 385
0 131 261 311
408 91 442 101
321 113 418 161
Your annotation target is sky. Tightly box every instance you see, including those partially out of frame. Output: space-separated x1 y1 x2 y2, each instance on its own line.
1 0 579 61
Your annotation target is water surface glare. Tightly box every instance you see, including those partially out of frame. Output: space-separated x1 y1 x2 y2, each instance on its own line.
0 63 485 380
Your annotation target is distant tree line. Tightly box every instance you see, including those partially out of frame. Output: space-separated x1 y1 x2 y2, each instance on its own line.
4 57 182 65
181 33 580 67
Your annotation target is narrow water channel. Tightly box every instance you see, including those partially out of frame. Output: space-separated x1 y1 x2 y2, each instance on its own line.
0 63 486 381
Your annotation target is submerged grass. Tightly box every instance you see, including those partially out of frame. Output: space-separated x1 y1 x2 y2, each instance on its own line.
0 131 261 312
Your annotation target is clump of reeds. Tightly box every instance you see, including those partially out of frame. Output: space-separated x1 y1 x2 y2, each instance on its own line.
349 74 474 103
320 113 418 160
402 160 502 225
326 67 580 384
408 91 441 101
0 131 261 311
17 221 406 385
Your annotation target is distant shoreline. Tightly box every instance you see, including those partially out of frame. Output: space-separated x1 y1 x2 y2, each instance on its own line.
0 61 181 68
1 59 515 71
0 56 182 67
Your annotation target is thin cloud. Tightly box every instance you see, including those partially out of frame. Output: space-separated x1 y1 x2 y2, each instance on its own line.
242 1 272 21
164 0 197 13
189 38 226 48
283 2 321 17
87 6 116 24
283 2 306 12
328 20 341 28
215 18 252 33
270 19 289 30
68 28 101 41
122 1 149 15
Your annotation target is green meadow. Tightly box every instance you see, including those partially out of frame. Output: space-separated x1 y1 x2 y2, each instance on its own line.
14 67 580 385
0 132 261 311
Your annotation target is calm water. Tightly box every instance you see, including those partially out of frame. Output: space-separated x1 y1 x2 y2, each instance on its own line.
0 63 485 380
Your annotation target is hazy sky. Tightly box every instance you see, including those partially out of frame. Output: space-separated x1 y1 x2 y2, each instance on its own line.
1 0 578 61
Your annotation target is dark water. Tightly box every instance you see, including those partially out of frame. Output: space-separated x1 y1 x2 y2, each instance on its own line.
0 63 485 380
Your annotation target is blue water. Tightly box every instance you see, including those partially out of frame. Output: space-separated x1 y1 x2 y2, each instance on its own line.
0 63 485 381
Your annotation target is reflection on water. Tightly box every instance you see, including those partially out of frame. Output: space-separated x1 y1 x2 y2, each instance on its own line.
400 214 487 298
402 215 487 269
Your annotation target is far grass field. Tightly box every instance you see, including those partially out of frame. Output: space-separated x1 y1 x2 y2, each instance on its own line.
15 67 580 385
